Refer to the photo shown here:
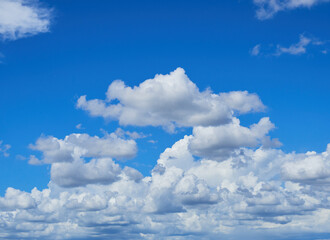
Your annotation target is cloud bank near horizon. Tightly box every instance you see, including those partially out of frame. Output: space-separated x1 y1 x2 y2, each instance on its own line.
0 68 329 239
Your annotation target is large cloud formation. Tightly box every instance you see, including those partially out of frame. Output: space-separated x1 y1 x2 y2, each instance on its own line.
0 69 329 239
0 0 51 40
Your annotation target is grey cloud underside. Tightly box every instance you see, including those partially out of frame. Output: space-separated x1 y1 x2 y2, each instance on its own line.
1 68 329 239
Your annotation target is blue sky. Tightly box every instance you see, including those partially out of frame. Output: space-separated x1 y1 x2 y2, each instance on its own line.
0 0 329 239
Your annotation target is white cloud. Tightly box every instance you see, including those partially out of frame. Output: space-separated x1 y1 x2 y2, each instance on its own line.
27 131 140 188
114 127 149 139
276 34 312 55
1 69 329 239
251 44 261 56
254 0 330 20
51 158 141 188
29 132 137 164
282 144 330 184
0 142 329 239
189 117 278 160
0 0 52 41
0 187 35 210
75 123 83 130
0 140 10 157
77 68 265 132
252 34 326 56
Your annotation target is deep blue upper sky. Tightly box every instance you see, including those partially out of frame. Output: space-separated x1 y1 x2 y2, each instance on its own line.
0 0 329 194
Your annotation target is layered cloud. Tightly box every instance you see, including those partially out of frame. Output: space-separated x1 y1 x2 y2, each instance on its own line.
254 0 330 20
0 0 51 40
0 69 329 239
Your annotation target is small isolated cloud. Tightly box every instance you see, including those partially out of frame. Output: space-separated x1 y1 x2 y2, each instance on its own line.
250 44 261 56
276 34 312 55
75 123 83 129
254 0 330 20
115 127 149 139
0 0 52 41
0 140 10 157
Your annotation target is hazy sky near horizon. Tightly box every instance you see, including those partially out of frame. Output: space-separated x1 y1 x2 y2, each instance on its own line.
0 0 329 239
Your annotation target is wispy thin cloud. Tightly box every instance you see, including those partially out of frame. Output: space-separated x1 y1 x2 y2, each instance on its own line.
250 44 261 56
275 34 312 55
0 140 10 157
254 0 330 20
75 123 84 130
251 34 328 56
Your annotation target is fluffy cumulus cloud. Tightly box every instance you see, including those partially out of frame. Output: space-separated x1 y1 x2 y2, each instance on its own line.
282 144 330 185
27 132 139 188
189 117 279 160
77 68 265 132
0 0 51 40
254 0 330 20
1 69 329 239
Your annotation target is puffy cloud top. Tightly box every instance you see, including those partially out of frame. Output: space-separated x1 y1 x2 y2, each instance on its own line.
77 68 265 132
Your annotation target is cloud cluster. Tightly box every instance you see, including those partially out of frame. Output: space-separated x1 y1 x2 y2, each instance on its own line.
254 0 330 20
0 69 329 239
28 132 139 188
0 0 51 40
